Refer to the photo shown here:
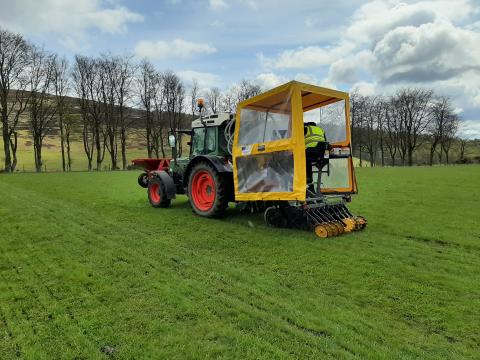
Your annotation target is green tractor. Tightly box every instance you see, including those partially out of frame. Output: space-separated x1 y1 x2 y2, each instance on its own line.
134 111 235 217
133 81 366 238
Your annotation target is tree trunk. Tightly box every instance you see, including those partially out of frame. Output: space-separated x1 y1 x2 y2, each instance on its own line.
429 145 436 166
407 149 413 166
59 116 66 172
380 146 385 167
95 123 102 171
109 134 117 170
8 131 18 172
2 116 12 172
34 140 43 172
121 127 127 170
369 151 375 167
66 133 72 171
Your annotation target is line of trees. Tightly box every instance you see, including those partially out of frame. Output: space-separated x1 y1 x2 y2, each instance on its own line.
0 27 264 173
0 26 476 172
351 89 465 167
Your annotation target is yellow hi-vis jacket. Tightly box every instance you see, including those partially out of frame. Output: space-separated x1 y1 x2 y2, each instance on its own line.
305 125 326 148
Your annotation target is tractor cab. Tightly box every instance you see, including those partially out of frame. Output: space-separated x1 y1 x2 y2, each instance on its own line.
233 80 357 201
190 113 232 158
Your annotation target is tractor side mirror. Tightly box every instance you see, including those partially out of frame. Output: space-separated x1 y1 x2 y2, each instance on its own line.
168 134 176 148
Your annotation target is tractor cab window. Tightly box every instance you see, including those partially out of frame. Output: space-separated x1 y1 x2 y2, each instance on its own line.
192 127 216 155
238 90 292 146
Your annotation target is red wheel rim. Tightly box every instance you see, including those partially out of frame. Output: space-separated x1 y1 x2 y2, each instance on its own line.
149 183 161 203
192 170 215 211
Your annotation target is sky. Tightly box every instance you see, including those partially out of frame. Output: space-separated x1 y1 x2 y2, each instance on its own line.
0 0 479 138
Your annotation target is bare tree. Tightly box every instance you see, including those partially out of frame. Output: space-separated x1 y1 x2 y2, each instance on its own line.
115 55 135 170
86 58 107 170
428 96 456 165
72 55 95 170
0 27 30 172
137 60 157 157
99 54 119 170
384 98 400 166
163 71 185 157
441 113 459 164
27 47 56 172
52 55 70 171
189 78 199 117
152 71 166 158
362 96 384 166
206 87 221 114
221 86 237 113
392 88 433 166
236 79 261 103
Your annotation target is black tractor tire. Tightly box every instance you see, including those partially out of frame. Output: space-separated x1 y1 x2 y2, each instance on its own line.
138 172 149 188
188 162 229 218
148 176 171 208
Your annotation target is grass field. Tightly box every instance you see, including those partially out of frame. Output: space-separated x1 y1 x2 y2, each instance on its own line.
0 166 479 359
0 130 151 172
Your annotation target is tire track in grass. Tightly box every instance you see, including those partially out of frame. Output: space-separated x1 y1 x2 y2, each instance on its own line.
1 182 357 358
1 184 295 358
0 181 449 358
0 187 458 358
3 180 448 358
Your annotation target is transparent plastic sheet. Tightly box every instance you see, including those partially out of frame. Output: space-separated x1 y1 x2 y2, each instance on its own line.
303 100 346 143
237 92 291 146
236 151 294 193
314 157 350 189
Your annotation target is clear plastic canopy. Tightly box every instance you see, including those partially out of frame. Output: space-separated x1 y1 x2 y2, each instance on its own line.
233 81 355 201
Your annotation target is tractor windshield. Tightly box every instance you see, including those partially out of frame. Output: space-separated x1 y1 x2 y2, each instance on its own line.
191 127 216 156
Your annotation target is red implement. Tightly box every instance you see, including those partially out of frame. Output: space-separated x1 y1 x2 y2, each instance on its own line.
132 158 171 172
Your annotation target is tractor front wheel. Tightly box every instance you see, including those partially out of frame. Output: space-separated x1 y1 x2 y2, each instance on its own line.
138 172 149 188
188 162 228 218
148 177 171 208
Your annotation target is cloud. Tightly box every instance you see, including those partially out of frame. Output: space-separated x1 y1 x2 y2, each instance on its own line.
0 0 143 35
255 72 287 89
346 0 474 44
0 0 143 51
134 39 217 61
371 21 480 84
210 0 227 10
459 120 480 139
261 42 355 70
177 70 222 88
351 82 377 96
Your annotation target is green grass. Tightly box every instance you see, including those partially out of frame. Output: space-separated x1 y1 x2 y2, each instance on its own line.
0 166 479 359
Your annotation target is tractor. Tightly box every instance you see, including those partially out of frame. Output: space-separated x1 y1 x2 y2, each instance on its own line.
133 81 366 238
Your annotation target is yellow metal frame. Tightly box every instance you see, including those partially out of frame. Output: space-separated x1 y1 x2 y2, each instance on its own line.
233 81 355 201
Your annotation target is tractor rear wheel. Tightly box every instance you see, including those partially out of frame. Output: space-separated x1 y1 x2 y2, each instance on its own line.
148 177 171 208
188 162 228 218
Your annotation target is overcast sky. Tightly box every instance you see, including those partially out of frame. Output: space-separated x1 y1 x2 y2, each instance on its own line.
0 0 479 138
